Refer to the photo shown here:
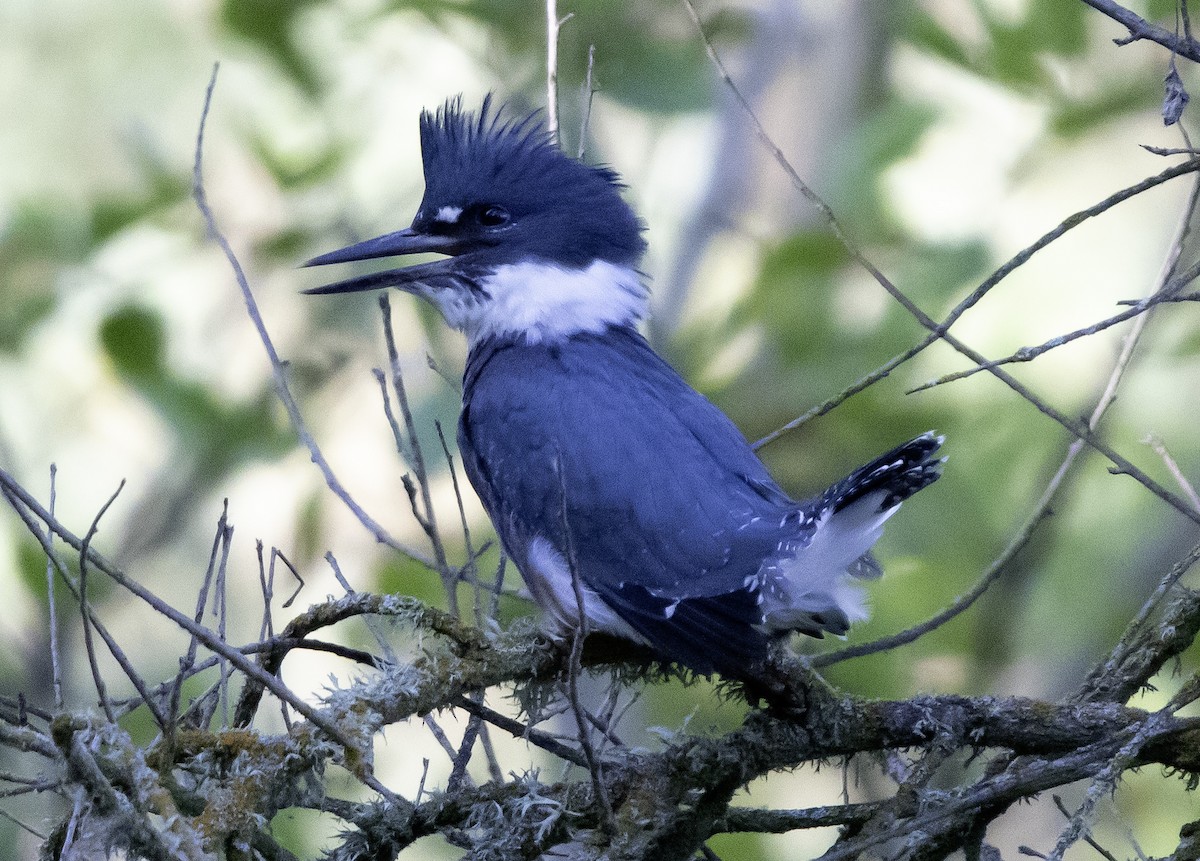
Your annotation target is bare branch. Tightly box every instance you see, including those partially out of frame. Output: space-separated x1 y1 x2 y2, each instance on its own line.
1080 0 1200 61
685 2 1200 525
1052 795 1121 861
758 154 1200 446
715 803 876 834
378 294 455 611
1146 433 1200 512
545 0 574 147
274 547 305 609
0 469 370 762
812 493 1056 668
435 420 483 626
578 44 597 160
191 63 433 568
1075 538 1200 704
1047 711 1172 861
45 465 63 711
910 250 1200 394
556 451 615 831
77 481 124 724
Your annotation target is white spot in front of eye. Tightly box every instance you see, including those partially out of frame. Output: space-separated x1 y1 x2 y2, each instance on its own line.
435 206 463 223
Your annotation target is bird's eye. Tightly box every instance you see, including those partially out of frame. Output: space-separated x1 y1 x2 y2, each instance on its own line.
477 205 512 228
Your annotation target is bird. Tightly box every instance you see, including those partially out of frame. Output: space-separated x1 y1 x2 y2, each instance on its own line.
304 95 943 682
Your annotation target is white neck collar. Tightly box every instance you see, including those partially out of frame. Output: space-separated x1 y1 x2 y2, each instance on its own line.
430 259 648 346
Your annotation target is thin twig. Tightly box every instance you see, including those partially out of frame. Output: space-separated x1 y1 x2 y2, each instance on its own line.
0 701 40 728
435 420 482 626
191 63 432 568
578 45 597 159
1143 144 1200 155
447 704 482 795
681 10 1200 522
423 714 462 766
378 294 455 613
1118 289 1200 302
166 501 230 750
216 512 231 729
545 0 574 147
0 807 47 840
274 548 305 608
1145 434 1200 512
589 683 627 756
328 550 396 662
755 154 1200 447
820 156 1200 665
45 464 63 710
77 481 127 725
555 453 615 832
452 695 589 767
327 551 396 663
0 469 366 758
477 718 504 784
908 303 1154 393
415 757 431 805
326 551 353 594
754 341 929 449
373 366 414 465
256 539 274 643
241 637 379 666
1052 794 1120 861
1081 0 1200 61
910 253 1200 394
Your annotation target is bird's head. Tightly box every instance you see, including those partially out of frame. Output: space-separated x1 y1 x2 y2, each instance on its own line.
305 96 649 345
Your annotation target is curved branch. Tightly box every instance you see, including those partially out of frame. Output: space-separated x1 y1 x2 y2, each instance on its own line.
1081 0 1200 61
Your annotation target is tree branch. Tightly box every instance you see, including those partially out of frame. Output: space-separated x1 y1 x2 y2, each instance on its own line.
1081 0 1200 61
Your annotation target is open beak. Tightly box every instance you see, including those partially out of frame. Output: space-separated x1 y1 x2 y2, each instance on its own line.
302 227 462 295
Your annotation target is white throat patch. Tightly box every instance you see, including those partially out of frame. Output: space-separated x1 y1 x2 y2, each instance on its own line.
432 260 649 345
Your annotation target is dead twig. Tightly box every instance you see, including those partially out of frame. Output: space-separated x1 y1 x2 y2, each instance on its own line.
192 63 433 569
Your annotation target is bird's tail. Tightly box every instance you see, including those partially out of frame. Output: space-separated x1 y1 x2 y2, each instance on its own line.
761 432 944 637
822 431 945 514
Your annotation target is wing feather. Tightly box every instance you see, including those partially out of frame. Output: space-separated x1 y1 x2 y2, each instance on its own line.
458 329 795 675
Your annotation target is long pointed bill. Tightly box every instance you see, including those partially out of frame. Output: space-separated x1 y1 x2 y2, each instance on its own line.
301 258 460 295
302 228 464 295
304 228 459 267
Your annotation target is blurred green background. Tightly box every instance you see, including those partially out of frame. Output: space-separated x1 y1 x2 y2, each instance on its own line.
2 0 1199 857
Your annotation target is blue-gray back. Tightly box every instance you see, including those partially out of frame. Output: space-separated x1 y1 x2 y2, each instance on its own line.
458 326 811 673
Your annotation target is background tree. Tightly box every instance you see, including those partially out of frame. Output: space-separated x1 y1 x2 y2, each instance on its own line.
1 0 1199 858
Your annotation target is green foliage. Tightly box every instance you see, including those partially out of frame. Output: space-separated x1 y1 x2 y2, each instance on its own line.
0 291 54 353
903 1 1089 88
89 166 191 246
397 0 749 115
98 304 293 486
3 0 1200 857
99 305 167 379
220 0 324 94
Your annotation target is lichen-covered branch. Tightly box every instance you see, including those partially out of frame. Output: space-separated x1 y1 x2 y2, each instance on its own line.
2 464 1199 859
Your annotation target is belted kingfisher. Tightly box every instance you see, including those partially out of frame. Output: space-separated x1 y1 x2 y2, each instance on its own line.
305 96 943 682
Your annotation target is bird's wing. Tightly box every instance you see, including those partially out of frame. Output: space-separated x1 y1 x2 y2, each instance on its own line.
459 330 800 675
